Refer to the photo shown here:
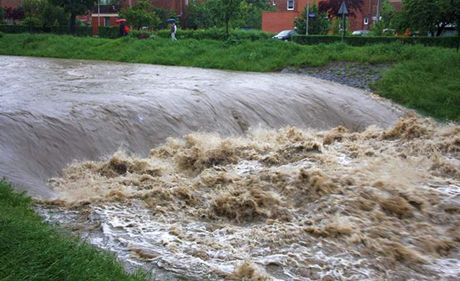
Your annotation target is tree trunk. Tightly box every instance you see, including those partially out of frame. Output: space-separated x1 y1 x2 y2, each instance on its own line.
69 12 76 34
436 23 447 37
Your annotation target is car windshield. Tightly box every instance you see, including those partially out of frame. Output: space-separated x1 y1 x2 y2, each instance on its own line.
277 30 291 36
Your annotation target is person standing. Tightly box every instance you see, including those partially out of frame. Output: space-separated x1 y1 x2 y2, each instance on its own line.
170 22 177 41
119 21 126 37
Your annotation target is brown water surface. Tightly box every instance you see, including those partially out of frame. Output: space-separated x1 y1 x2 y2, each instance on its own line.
0 55 402 198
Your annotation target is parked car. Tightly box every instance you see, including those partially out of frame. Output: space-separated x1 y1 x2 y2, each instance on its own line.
382 28 396 36
272 30 296 40
351 30 370 36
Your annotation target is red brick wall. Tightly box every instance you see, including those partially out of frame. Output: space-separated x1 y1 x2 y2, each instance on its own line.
0 0 22 9
262 11 299 33
264 0 402 33
91 16 118 35
262 0 319 32
271 0 317 12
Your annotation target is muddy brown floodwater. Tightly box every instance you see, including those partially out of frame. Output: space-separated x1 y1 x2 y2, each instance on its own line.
1 56 459 281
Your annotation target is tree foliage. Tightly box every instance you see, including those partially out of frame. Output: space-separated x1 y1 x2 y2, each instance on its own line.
0 7 4 22
186 0 272 31
4 7 25 23
294 5 329 35
370 0 396 35
153 7 176 29
403 0 460 36
319 0 364 17
22 0 68 29
120 0 160 30
50 0 94 33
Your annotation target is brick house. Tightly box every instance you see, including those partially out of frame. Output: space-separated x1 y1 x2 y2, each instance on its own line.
0 0 22 9
91 0 188 34
350 0 402 31
262 0 402 33
262 0 317 33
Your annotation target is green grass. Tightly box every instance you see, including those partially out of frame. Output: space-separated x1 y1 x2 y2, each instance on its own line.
0 181 149 281
0 33 459 120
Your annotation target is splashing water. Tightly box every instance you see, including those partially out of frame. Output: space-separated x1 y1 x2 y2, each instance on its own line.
38 115 460 280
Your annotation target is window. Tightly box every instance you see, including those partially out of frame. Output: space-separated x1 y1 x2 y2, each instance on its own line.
287 0 294 10
104 17 111 27
364 17 369 25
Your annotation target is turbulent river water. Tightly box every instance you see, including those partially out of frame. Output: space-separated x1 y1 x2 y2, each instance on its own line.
1 56 459 280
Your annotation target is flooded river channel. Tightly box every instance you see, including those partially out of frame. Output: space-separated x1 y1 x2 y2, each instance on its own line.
1 56 459 280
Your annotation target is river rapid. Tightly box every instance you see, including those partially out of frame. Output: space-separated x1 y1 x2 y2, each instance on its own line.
1 56 459 280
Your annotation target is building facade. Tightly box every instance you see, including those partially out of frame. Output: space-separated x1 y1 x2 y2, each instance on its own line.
0 0 22 9
90 0 188 34
262 0 316 33
262 0 402 33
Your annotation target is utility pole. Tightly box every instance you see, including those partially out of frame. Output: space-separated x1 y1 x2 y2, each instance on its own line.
97 0 101 28
306 3 309 35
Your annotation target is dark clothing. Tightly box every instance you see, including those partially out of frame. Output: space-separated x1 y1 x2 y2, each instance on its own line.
119 23 126 36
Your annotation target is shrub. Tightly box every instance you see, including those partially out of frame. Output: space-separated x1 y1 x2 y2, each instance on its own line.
0 24 91 36
0 24 28 33
98 26 119 38
129 30 154 39
292 35 459 48
156 28 273 41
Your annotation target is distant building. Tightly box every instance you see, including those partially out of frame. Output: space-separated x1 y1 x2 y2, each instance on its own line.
91 0 188 34
262 0 403 33
262 0 315 33
0 0 22 9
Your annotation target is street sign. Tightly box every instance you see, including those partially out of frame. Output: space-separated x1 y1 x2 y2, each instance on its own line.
338 1 348 16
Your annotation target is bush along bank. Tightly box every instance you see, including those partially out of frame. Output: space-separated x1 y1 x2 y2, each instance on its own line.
0 181 149 281
0 33 458 121
292 35 460 48
0 24 273 41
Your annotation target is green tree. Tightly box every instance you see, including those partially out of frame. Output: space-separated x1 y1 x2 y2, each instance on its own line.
219 0 242 36
294 5 329 35
23 0 67 30
23 0 45 29
186 0 217 29
0 7 4 22
186 0 271 31
41 3 67 29
119 0 160 30
153 7 176 29
371 0 396 35
50 0 94 33
403 0 459 36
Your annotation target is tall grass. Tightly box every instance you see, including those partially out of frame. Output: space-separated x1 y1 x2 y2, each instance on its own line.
0 33 458 120
0 181 149 281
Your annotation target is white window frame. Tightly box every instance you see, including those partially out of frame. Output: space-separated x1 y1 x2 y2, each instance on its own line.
364 17 369 25
287 0 295 10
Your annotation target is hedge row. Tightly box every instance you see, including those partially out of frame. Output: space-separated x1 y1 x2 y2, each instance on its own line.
0 25 124 38
98 26 119 38
0 24 93 36
0 25 274 41
155 28 274 41
292 35 459 48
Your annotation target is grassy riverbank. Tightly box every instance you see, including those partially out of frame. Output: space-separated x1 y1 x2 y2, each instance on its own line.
0 181 148 281
0 33 458 120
